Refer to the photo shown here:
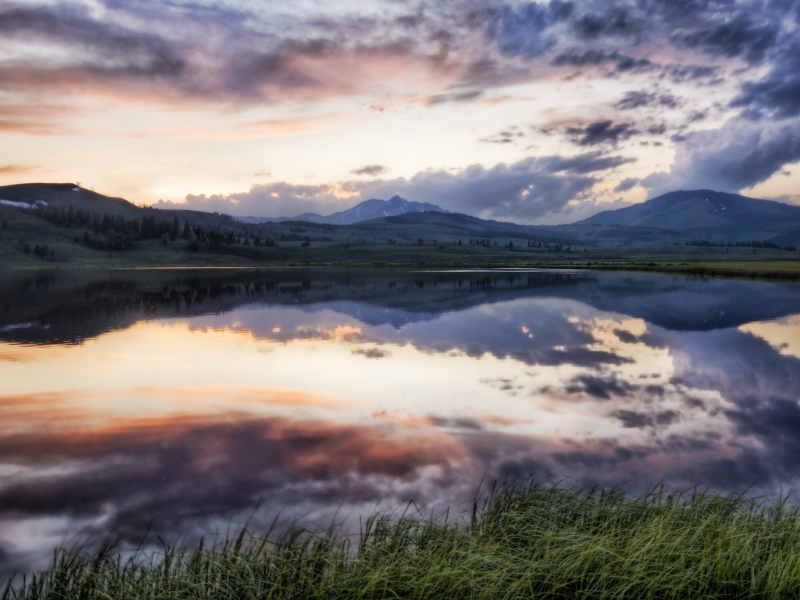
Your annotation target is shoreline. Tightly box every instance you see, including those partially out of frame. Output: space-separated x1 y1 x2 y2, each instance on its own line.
6 483 800 599
2 259 799 282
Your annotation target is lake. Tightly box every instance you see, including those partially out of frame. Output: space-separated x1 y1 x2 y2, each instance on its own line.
1 268 800 575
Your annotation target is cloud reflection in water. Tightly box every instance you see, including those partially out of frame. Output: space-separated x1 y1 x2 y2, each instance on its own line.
1 270 800 574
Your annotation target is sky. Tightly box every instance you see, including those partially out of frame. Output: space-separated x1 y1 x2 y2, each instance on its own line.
2 0 800 223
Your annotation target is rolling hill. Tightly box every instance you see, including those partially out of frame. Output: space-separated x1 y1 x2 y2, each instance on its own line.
579 189 800 244
0 183 142 218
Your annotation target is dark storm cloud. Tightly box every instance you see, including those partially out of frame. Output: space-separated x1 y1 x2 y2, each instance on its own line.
669 12 779 64
638 0 737 19
550 49 654 72
643 117 800 194
731 42 800 118
0 0 788 109
566 121 637 146
572 6 643 40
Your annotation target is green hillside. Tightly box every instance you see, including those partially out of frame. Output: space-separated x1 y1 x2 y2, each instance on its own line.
580 189 800 244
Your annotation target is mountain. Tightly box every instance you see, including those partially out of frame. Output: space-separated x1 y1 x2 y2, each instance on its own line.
578 189 800 244
239 195 448 225
0 182 142 219
3 183 799 252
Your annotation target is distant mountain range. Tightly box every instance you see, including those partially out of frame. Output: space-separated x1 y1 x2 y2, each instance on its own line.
2 183 799 248
238 195 448 225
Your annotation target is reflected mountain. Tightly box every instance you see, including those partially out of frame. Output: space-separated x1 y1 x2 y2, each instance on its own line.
2 269 800 347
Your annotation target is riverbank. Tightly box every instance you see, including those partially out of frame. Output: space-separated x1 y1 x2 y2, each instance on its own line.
5 483 800 599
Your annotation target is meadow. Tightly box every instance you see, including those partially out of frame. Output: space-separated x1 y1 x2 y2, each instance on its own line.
2 204 799 280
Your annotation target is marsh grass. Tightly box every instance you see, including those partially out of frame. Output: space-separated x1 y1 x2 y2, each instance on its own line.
5 483 800 599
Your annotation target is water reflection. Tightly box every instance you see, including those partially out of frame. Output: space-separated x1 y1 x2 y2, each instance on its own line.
1 268 799 574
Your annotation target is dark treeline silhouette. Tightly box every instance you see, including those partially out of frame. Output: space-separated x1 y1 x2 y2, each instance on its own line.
16 238 56 261
30 205 173 251
35 205 142 237
687 240 796 251
23 205 279 253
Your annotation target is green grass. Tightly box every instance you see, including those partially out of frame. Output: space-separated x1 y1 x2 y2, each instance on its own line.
7 483 800 599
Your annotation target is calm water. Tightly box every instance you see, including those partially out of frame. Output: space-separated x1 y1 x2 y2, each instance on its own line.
1 268 800 574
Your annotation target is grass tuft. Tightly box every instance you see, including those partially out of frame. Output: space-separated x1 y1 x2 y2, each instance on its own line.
5 483 800 599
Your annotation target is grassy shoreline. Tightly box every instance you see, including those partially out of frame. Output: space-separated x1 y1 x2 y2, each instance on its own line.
2 259 800 282
6 483 800 599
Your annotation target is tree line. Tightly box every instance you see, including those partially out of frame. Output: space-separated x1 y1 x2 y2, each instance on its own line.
26 205 277 252
686 240 796 251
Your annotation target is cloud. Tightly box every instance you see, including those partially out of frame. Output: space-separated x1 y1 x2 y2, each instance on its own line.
350 165 389 176
0 164 33 175
485 2 561 59
642 117 800 195
572 7 644 41
551 49 654 72
154 182 350 218
566 121 638 146
536 152 635 174
3 0 800 220
732 41 800 119
157 153 633 222
661 63 721 83
615 90 680 110
7 268 800 575
614 177 640 192
612 408 678 429
565 374 638 400
669 12 779 64
0 0 789 141
0 1 460 113
352 347 392 359
348 155 625 222
0 411 471 548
